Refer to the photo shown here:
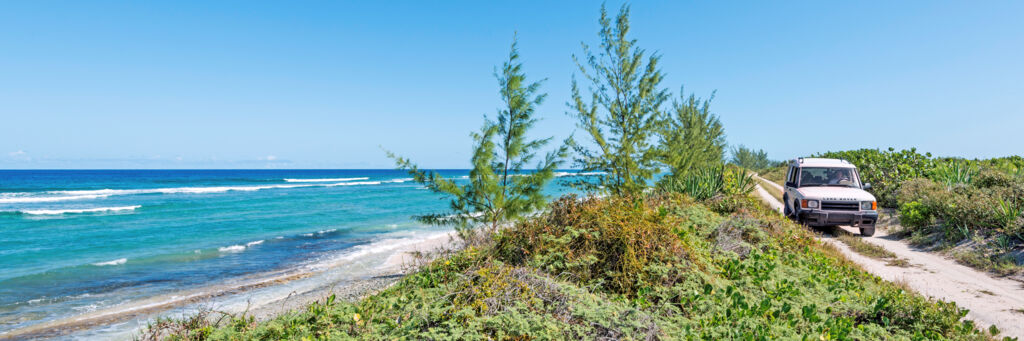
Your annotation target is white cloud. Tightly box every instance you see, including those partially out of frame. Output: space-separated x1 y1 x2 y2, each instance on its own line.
263 155 278 161
8 150 26 157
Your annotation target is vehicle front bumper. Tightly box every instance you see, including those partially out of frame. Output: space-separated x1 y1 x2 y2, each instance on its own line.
798 209 878 227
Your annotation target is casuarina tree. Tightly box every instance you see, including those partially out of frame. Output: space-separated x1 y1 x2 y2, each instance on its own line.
387 38 566 242
567 4 669 196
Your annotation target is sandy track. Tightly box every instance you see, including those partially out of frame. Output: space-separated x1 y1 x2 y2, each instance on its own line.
752 176 1024 338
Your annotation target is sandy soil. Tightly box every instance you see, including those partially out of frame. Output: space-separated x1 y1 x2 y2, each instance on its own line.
246 231 460 321
753 176 1024 338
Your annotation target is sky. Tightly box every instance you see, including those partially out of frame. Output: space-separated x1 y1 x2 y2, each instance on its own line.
1 1 1022 169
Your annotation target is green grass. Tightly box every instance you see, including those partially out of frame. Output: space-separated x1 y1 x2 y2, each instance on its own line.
147 194 997 340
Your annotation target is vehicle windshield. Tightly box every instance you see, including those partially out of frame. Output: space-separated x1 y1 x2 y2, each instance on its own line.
799 167 861 188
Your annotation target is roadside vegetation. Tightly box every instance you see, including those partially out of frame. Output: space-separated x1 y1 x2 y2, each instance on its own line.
143 5 1009 340
809 148 1024 276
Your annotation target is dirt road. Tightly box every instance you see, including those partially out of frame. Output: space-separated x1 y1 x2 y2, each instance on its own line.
753 176 1024 338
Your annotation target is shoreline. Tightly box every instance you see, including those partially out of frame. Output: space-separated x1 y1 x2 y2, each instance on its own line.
1 230 460 340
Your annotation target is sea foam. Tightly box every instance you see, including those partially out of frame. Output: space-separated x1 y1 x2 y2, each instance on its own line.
1 180 389 204
283 177 369 183
92 258 128 266
20 205 142 215
218 245 247 253
0 194 110 204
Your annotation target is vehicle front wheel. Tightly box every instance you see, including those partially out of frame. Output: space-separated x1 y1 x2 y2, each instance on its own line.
860 227 875 237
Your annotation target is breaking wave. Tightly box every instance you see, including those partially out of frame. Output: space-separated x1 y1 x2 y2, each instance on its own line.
92 258 127 266
283 177 369 183
19 205 142 215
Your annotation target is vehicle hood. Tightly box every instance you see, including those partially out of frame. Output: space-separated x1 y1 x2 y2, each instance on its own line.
797 187 876 202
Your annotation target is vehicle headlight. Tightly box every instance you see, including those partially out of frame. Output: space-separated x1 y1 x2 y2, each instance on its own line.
861 201 876 210
802 199 819 209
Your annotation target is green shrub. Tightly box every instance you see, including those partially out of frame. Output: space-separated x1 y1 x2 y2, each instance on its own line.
898 201 931 229
493 195 690 296
975 168 1015 188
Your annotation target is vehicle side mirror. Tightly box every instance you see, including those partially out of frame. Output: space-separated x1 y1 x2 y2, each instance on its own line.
785 182 796 188
863 183 872 190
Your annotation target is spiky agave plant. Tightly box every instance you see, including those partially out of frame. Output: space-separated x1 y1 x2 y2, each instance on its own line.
932 161 977 189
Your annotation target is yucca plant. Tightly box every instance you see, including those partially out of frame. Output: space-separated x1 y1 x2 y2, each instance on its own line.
658 166 724 201
657 165 755 200
995 198 1022 229
932 161 977 189
725 167 756 196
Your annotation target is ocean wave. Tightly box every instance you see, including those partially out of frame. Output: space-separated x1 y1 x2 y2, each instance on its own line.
218 245 247 253
310 231 453 271
92 258 127 266
325 181 381 187
283 177 369 183
246 240 265 247
20 205 141 215
554 171 606 177
1 180 390 204
0 194 110 204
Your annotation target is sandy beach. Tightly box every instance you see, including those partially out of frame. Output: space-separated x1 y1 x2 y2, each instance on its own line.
1 230 460 340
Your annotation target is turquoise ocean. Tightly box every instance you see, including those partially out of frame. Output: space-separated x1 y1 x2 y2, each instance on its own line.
0 170 588 338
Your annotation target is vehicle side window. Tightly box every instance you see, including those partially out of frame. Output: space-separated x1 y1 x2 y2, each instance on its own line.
787 167 798 185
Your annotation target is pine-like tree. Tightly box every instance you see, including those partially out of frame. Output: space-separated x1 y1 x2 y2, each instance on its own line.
387 39 566 241
568 4 669 195
659 89 726 178
729 145 776 170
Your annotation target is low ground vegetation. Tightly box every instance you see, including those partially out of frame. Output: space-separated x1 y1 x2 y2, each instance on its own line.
149 192 1003 340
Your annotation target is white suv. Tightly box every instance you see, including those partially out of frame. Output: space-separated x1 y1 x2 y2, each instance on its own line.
782 158 879 236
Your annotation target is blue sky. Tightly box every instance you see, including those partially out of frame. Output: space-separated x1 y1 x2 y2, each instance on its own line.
1 1 1021 169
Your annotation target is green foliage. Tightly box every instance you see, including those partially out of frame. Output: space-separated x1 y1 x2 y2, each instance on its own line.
567 4 669 196
656 165 755 202
817 147 936 208
898 201 932 228
995 198 1022 229
932 160 978 189
657 89 726 177
729 145 777 170
494 194 689 296
386 39 566 240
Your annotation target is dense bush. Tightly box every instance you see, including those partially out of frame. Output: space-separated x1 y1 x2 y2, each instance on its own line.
494 195 690 296
898 201 931 228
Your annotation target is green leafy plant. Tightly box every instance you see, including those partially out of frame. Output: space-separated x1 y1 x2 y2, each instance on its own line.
656 165 753 201
995 198 1022 229
932 160 978 189
898 201 932 229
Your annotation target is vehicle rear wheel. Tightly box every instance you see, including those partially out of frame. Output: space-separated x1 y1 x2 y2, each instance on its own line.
860 226 875 237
